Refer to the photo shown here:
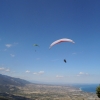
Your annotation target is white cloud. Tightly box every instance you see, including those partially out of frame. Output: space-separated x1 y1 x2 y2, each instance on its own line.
5 44 12 48
79 72 84 75
25 70 30 73
0 67 5 71
33 71 44 75
76 74 80 77
5 42 18 48
38 71 44 75
5 69 10 72
77 72 89 76
33 72 38 75
56 75 64 78
0 67 10 72
10 54 15 57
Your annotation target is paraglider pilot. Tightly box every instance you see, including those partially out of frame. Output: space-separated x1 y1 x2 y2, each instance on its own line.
64 59 67 63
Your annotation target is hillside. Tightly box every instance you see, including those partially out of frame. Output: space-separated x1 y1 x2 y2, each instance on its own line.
0 74 31 86
0 74 33 100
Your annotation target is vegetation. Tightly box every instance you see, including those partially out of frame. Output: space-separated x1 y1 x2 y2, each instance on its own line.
96 84 100 98
0 96 9 100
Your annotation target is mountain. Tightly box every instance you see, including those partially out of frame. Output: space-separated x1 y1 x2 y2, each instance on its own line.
0 74 33 99
0 74 31 86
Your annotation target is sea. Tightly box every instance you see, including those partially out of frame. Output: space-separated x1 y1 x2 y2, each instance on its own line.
72 84 99 93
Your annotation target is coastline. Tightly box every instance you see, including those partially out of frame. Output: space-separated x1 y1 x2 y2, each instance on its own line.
79 87 82 91
71 84 98 93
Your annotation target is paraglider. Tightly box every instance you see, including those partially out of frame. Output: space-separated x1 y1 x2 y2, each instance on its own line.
64 59 67 63
33 44 39 52
49 38 75 48
49 38 75 63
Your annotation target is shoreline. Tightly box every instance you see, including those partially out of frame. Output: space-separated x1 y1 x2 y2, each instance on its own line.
78 87 96 94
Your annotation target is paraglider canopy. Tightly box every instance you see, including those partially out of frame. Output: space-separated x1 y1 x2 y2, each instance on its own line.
64 59 67 63
33 44 39 47
49 38 75 48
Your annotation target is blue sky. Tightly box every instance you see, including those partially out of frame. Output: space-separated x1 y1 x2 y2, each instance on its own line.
0 0 100 84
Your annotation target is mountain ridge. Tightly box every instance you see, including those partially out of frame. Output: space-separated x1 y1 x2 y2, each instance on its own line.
0 74 31 86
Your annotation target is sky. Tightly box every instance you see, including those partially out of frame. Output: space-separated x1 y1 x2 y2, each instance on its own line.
0 0 100 84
